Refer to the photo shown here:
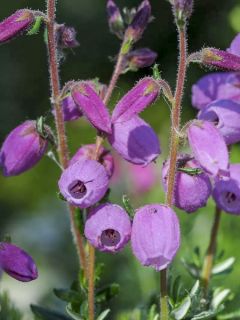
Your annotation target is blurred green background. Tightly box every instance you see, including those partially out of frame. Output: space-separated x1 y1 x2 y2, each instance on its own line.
1 0 240 319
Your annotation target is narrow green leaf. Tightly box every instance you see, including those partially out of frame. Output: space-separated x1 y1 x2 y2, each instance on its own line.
190 280 200 298
31 305 70 320
212 258 235 275
171 296 191 320
211 288 231 310
53 288 83 303
122 195 135 218
181 259 200 278
27 16 43 35
191 310 217 319
218 309 240 319
96 309 110 320
66 304 84 320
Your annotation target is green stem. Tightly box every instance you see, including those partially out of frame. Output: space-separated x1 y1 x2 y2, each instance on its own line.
160 26 188 320
201 206 222 295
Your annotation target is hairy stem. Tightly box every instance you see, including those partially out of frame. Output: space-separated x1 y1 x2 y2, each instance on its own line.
46 0 87 277
88 244 95 320
160 26 188 320
202 206 222 295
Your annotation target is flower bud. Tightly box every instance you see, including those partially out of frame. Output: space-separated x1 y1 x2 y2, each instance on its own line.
0 9 34 43
213 164 240 215
187 120 229 177
173 0 193 25
71 82 112 134
124 48 157 71
112 77 159 123
0 243 38 282
162 155 212 213
125 0 151 42
61 94 83 121
107 0 124 39
0 120 48 176
56 24 79 48
198 99 240 145
108 116 161 165
200 48 240 71
70 144 114 178
131 204 180 270
192 72 240 110
228 33 240 56
58 159 109 208
85 203 131 252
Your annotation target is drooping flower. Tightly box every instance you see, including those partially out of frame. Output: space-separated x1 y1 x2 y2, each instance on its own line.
213 164 240 215
85 203 131 252
0 242 38 282
131 204 180 270
111 77 159 123
71 82 112 134
125 0 151 42
198 99 240 145
162 155 212 213
0 9 34 43
187 120 229 177
192 72 240 110
58 159 109 208
69 144 114 178
108 115 160 165
0 120 48 176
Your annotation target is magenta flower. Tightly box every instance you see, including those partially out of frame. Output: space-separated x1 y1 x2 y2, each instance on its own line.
108 116 160 165
198 99 240 145
85 203 131 253
69 144 114 178
107 0 124 39
131 204 180 270
112 77 159 123
0 120 48 177
201 48 240 71
213 164 240 215
125 0 151 42
0 9 34 43
71 82 112 134
0 243 38 282
187 120 229 177
124 48 158 71
162 155 212 213
192 72 240 110
58 159 109 208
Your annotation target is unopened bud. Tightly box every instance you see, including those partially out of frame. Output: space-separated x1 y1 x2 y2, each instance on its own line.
107 0 125 39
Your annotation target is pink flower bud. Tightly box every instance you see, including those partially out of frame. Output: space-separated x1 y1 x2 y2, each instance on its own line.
85 203 131 252
70 144 114 178
0 9 34 43
198 99 240 145
187 120 229 177
56 24 79 48
107 0 124 39
162 155 212 213
124 48 157 71
58 159 110 208
112 77 159 123
0 120 48 176
201 48 240 71
0 243 38 282
131 204 180 270
108 116 161 165
71 82 112 134
125 0 151 42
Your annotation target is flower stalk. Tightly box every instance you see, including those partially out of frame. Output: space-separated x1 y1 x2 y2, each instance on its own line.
160 26 188 320
46 0 87 277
